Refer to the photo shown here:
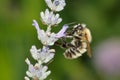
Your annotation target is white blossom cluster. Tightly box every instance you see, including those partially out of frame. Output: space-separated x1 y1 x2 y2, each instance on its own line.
25 0 67 80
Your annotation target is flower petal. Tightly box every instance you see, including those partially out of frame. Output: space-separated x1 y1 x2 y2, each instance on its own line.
32 20 40 29
24 76 30 80
40 12 45 20
56 25 68 38
26 71 33 77
25 58 31 65
53 0 66 11
56 18 62 24
45 0 53 10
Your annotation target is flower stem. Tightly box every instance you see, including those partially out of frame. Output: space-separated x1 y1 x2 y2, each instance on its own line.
46 25 51 33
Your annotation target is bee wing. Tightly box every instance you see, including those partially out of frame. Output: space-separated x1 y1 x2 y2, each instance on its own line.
85 33 92 58
86 40 92 58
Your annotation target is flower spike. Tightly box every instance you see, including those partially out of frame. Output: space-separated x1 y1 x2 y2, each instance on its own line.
45 0 66 12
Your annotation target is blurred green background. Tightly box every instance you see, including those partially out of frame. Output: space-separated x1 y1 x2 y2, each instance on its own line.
0 0 120 80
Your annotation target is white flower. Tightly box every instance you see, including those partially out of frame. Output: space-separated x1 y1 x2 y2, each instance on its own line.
45 0 66 12
32 20 68 46
40 9 62 26
30 45 55 64
25 58 51 80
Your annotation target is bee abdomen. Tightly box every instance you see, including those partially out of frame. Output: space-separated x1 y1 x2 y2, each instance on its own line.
64 48 83 59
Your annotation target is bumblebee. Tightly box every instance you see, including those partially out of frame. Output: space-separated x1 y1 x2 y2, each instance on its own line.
56 24 92 59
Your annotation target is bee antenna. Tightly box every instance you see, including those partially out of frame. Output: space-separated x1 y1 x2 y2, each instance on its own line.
65 22 77 26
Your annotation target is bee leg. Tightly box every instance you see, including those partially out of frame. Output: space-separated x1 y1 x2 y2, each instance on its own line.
55 39 74 49
55 41 68 49
55 37 66 46
55 39 68 49
65 29 74 38
61 37 75 48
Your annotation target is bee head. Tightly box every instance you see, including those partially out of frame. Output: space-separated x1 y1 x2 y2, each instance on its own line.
74 24 86 30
